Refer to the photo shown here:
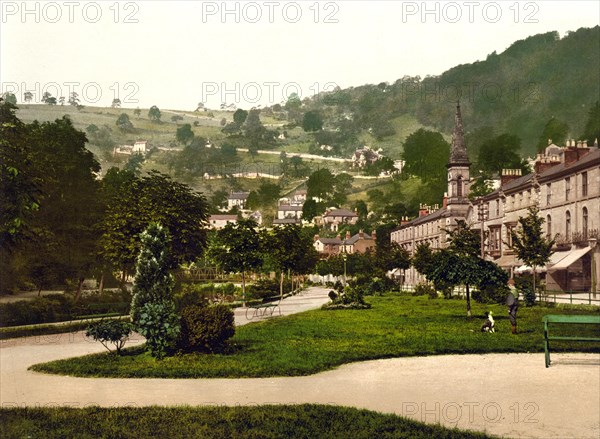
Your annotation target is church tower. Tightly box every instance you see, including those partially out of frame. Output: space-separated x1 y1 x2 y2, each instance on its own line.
446 102 471 212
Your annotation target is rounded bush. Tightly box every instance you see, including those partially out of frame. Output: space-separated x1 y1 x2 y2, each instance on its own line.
178 304 235 353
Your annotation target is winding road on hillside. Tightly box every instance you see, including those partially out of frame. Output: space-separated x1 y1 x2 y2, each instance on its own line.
1 287 598 439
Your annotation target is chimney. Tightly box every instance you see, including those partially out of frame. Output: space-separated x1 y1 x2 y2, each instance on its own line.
534 156 561 174
314 234 320 242
564 142 590 166
500 169 522 187
419 203 429 217
345 231 351 240
371 231 377 240
400 216 410 226
359 229 364 239
336 234 341 241
442 192 448 208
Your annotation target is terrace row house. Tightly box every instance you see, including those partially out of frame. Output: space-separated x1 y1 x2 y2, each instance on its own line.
391 103 600 292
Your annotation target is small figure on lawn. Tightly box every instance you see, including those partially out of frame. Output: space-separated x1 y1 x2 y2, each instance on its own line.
507 278 519 334
481 311 495 333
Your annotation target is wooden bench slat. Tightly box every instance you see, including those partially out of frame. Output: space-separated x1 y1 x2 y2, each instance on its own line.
543 314 600 368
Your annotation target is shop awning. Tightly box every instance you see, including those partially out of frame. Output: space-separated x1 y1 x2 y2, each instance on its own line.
494 254 520 268
547 247 592 272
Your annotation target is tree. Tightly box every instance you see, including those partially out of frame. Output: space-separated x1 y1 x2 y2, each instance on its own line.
2 92 17 105
301 199 321 222
402 129 450 184
111 98 121 108
581 101 600 145
86 124 99 137
116 113 134 132
233 109 248 125
68 92 80 106
148 105 162 122
86 320 132 355
263 225 318 297
42 92 53 104
376 242 410 275
353 200 368 220
477 133 528 176
302 111 324 132
23 91 33 103
412 243 436 280
57 97 64 106
171 114 184 124
134 108 141 118
130 223 180 359
176 123 194 145
124 153 144 175
100 171 210 280
306 168 335 201
510 207 554 296
207 218 262 306
536 117 569 151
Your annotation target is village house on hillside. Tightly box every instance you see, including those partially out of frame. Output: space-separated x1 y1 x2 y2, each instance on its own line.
114 139 149 156
352 146 382 168
391 103 600 293
208 214 237 229
277 204 303 220
321 208 359 231
227 191 250 210
314 230 376 257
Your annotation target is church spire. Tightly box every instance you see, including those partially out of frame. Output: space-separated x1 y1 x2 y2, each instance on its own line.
448 102 470 166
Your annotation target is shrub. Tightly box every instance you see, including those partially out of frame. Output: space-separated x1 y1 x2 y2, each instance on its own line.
86 320 132 355
137 301 181 359
515 276 535 307
0 294 76 327
328 290 338 301
174 284 211 311
247 278 290 301
413 282 435 297
323 285 371 310
178 304 235 353
472 285 509 304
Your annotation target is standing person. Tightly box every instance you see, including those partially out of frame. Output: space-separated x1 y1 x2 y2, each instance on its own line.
507 278 518 334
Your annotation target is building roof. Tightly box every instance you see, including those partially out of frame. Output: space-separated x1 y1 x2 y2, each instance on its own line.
318 237 342 245
324 208 358 218
538 147 599 181
343 233 375 245
272 218 301 225
228 192 249 200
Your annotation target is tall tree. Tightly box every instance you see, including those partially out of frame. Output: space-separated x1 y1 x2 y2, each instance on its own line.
130 223 180 359
148 105 162 122
402 129 450 184
477 133 529 176
302 111 324 132
510 207 554 295
207 218 262 306
176 123 194 145
116 113 134 132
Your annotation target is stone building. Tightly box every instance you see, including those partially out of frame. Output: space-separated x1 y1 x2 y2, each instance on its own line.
391 104 600 293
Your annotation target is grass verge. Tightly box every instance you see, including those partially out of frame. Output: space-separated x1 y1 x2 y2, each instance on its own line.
31 295 600 378
0 404 495 439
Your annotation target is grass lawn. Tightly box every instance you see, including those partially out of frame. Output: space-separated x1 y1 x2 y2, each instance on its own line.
31 295 600 378
0 404 495 439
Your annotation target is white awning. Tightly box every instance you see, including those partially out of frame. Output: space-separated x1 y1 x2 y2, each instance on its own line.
547 247 592 272
515 265 546 274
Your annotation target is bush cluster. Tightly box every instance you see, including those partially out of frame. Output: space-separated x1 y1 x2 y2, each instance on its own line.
174 283 238 311
247 278 291 301
472 285 510 304
413 282 437 299
323 285 371 310
0 294 75 327
86 320 133 355
178 304 235 353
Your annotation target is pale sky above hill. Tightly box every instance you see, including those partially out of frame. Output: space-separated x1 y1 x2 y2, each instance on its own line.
1 1 599 110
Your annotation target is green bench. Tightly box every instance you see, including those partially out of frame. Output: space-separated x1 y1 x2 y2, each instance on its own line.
543 314 600 367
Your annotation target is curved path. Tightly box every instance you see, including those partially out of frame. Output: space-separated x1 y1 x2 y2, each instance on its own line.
1 289 598 439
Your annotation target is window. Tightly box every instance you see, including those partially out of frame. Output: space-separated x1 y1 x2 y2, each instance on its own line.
495 200 500 217
506 225 514 247
566 211 571 240
457 176 463 197
565 177 571 201
547 215 552 238
546 184 551 205
583 207 588 240
582 172 588 196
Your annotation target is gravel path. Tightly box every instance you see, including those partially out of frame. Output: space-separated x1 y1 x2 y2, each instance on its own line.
1 287 598 439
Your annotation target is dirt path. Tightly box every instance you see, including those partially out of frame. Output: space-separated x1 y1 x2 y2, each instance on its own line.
1 288 598 439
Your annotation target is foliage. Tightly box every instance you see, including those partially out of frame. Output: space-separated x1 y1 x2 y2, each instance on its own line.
136 300 180 359
413 282 437 299
247 278 291 301
176 123 194 145
477 133 529 176
178 304 235 353
130 224 179 359
515 276 536 307
323 284 371 310
510 207 554 293
86 320 132 355
302 110 323 132
0 294 75 327
536 117 569 151
1 92 17 105
206 218 262 302
581 101 600 144
116 113 134 132
411 243 436 279
402 129 450 185
100 171 209 276
148 105 162 122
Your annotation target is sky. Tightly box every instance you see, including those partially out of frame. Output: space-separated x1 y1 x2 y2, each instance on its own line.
1 1 599 110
